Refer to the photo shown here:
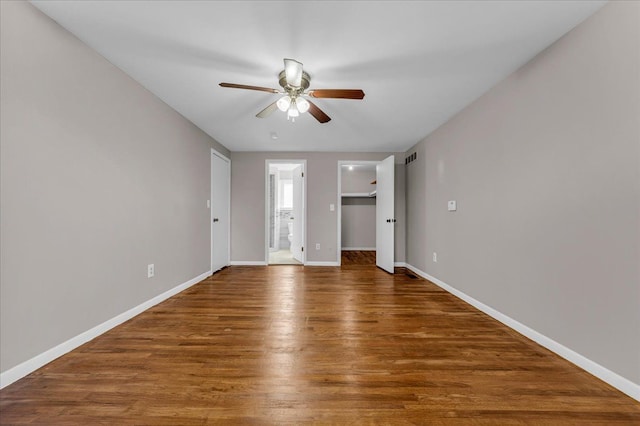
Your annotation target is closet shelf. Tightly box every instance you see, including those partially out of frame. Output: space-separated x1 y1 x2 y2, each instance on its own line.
341 191 376 198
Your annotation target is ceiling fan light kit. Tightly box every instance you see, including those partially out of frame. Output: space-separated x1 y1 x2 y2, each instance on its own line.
296 97 310 113
276 96 291 112
219 58 365 124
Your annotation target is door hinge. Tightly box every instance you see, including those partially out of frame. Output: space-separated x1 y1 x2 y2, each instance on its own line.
302 172 304 177
301 246 304 252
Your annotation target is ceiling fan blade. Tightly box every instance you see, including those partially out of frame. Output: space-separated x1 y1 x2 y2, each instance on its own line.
307 100 331 123
219 82 279 94
256 101 278 118
308 89 365 100
284 58 303 87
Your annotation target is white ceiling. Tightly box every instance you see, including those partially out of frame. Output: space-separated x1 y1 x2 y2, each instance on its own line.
31 1 605 153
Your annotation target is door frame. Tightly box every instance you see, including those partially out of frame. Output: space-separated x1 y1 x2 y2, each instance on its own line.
211 148 231 273
336 160 380 266
264 159 307 265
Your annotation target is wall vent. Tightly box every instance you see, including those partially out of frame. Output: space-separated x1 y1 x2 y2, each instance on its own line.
405 152 417 165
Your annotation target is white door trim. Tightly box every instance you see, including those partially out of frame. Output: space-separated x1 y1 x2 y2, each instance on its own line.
264 159 307 265
336 160 380 265
211 148 231 273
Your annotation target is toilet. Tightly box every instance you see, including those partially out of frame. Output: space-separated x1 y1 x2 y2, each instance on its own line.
287 222 293 245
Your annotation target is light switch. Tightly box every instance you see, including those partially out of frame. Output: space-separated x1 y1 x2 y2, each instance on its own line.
330 204 335 211
448 200 457 211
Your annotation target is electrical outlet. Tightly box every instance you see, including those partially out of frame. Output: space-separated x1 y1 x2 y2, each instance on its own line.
316 243 321 250
147 264 155 278
432 252 437 263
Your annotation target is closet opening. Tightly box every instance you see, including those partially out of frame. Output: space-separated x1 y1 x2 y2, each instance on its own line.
338 161 378 266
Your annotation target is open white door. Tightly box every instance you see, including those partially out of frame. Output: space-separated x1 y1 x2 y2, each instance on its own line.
376 155 395 273
291 165 304 263
211 151 230 273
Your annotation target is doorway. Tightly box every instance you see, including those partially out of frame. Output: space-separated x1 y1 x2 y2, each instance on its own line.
337 156 395 272
338 161 378 266
265 160 306 265
211 149 230 273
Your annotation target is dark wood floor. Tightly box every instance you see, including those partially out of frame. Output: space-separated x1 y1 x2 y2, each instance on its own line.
1 264 639 424
341 249 376 265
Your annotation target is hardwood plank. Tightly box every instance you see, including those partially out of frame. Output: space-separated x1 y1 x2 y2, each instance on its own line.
341 250 376 265
1 265 638 424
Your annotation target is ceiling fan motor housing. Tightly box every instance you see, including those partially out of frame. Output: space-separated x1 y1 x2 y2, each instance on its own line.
279 70 311 95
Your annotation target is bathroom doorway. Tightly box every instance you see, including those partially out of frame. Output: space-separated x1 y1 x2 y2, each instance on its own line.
265 160 306 265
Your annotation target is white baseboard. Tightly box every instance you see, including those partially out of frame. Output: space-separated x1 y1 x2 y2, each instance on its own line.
229 260 267 266
394 262 407 267
231 260 340 267
0 270 212 390
404 264 640 402
342 247 376 251
305 261 340 266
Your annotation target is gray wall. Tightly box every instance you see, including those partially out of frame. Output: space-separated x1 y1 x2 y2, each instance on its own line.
405 1 639 384
341 198 376 249
231 152 405 263
0 2 229 373
341 168 376 194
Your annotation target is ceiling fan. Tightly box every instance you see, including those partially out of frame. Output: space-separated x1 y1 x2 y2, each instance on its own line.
219 58 365 123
